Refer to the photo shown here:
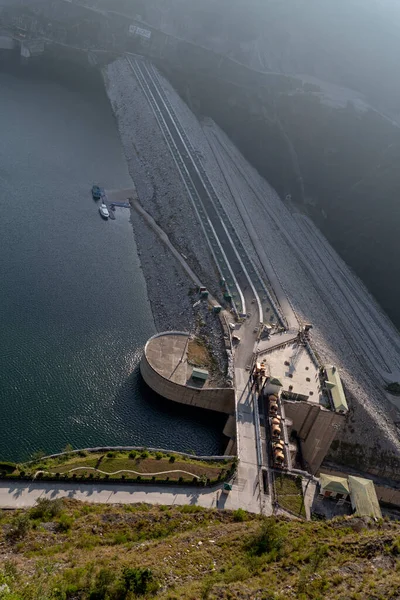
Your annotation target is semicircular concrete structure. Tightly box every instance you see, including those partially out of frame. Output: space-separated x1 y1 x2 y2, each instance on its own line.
140 331 234 414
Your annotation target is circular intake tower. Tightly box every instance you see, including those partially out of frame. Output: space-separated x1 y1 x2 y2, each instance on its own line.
140 332 234 414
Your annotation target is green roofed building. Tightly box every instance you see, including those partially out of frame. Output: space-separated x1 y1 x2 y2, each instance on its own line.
348 476 382 519
320 473 350 498
191 368 209 382
319 473 382 519
325 366 348 413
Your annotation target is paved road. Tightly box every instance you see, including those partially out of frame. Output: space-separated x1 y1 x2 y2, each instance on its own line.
0 479 261 512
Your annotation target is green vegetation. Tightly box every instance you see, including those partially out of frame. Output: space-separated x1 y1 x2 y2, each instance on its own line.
0 500 399 599
275 474 306 518
0 451 235 486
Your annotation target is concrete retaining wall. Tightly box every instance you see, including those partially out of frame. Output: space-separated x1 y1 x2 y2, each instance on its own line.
25 447 235 465
284 400 344 474
140 351 235 414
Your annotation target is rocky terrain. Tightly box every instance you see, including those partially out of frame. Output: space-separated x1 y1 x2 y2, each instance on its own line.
103 59 228 381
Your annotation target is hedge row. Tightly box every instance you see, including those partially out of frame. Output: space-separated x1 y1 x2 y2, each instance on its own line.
0 466 236 487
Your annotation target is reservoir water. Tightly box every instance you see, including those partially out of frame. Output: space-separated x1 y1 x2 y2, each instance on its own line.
0 58 225 461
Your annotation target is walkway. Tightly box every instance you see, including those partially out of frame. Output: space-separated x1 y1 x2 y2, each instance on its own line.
0 479 264 512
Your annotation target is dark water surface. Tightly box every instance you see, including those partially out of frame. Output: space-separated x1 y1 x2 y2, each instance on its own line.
0 59 225 461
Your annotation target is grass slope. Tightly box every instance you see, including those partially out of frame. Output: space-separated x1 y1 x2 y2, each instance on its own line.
1 500 400 599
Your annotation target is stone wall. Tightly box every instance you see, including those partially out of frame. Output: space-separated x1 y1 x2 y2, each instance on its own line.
140 351 235 415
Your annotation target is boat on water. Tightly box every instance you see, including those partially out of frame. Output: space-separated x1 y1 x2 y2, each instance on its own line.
91 185 104 200
99 202 109 219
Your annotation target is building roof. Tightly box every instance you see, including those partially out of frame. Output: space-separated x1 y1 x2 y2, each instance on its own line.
348 476 382 519
320 473 350 495
192 368 209 381
325 366 348 413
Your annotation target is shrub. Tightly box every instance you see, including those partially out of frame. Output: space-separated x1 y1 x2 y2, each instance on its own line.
129 451 137 459
30 498 64 521
141 450 149 459
199 475 207 486
169 455 176 464
89 567 116 600
390 539 400 555
78 450 88 457
155 452 163 460
122 567 157 596
0 462 16 474
178 476 183 484
106 452 115 459
233 508 247 522
58 513 73 532
248 518 285 557
6 513 31 541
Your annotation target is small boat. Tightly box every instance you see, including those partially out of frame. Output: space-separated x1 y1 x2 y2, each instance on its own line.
91 185 104 200
99 202 109 219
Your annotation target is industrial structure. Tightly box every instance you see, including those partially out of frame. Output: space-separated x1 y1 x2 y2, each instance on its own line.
253 332 349 475
140 331 235 415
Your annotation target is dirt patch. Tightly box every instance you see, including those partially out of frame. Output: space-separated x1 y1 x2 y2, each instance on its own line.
187 338 212 369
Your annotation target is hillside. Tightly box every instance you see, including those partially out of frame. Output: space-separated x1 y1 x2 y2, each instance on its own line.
0 499 399 599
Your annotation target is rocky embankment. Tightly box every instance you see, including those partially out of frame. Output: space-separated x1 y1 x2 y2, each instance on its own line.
103 58 228 380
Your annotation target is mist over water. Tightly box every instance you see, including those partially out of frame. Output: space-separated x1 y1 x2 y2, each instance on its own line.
0 56 225 461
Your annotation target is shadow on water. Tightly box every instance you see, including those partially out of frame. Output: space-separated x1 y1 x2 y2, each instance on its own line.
0 50 103 93
111 365 228 456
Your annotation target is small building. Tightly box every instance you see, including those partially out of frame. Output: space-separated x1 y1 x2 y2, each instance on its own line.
325 366 348 413
191 368 209 382
319 473 382 519
348 475 382 520
223 482 233 494
320 473 350 500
